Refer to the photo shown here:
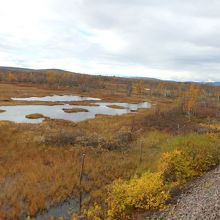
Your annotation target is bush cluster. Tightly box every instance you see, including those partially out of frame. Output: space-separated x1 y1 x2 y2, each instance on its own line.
87 133 220 219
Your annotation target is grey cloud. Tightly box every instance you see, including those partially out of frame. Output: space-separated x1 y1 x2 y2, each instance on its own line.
1 0 220 81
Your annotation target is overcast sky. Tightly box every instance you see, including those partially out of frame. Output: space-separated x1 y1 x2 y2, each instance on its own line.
0 0 220 81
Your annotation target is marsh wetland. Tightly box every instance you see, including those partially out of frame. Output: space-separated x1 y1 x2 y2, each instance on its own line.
0 73 219 220
0 95 151 123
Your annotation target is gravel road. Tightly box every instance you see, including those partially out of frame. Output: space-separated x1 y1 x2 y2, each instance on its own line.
137 165 220 220
166 165 220 220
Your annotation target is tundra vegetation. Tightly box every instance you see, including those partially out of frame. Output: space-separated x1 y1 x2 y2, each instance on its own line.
0 68 220 219
25 113 46 119
62 108 89 113
106 105 126 109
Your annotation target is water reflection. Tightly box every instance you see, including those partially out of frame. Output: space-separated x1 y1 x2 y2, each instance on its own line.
0 96 151 123
12 95 101 102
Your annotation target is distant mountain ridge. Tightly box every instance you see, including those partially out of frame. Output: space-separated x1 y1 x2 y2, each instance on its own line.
208 82 220 86
0 66 220 86
0 66 73 74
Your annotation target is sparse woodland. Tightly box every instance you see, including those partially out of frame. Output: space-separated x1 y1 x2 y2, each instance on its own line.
0 69 220 219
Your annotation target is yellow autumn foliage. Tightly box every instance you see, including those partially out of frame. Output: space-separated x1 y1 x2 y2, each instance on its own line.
86 133 220 220
106 172 169 220
86 203 103 220
159 133 220 184
159 150 196 184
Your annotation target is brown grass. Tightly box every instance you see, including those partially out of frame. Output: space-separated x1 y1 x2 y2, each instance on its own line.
0 82 217 219
69 101 99 106
0 120 159 219
62 108 89 113
25 113 46 119
0 83 156 219
107 105 126 109
0 81 152 106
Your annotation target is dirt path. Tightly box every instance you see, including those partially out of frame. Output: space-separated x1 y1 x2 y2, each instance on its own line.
166 165 220 220
137 165 220 220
